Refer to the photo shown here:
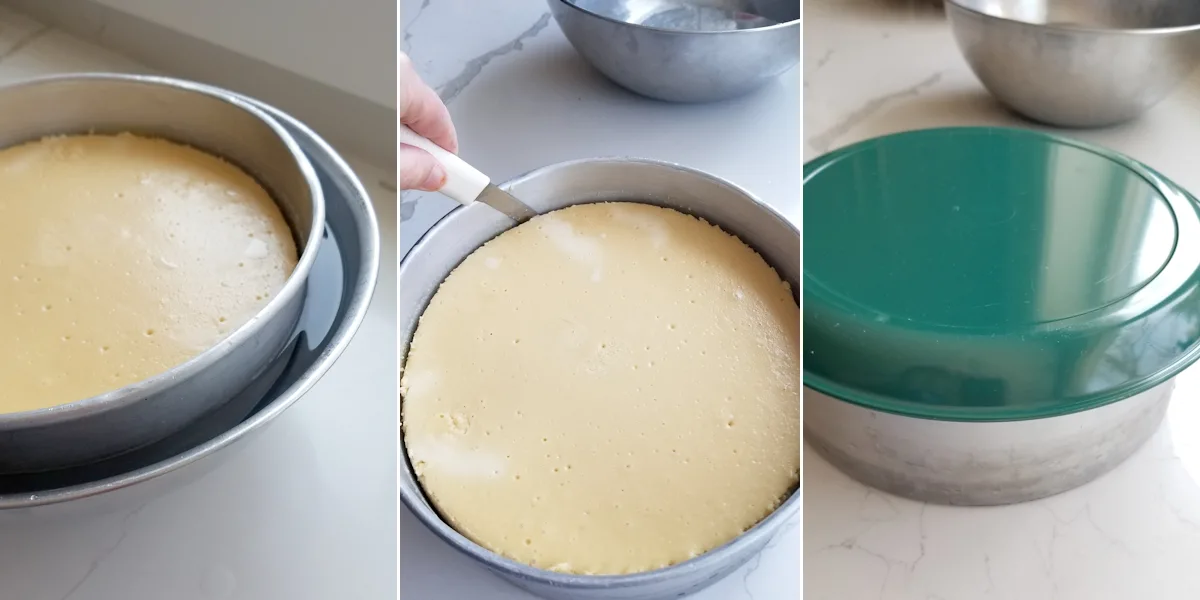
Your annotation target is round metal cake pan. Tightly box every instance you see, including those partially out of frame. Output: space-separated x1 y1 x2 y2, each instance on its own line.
0 94 379 516
399 158 799 600
0 74 324 473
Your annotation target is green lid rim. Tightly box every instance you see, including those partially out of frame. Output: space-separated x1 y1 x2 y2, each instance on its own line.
802 126 1200 422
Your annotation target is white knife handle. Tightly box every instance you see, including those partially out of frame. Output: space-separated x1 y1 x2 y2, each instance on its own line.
399 124 489 205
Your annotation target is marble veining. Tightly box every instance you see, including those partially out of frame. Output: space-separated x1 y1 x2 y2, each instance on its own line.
401 0 433 49
436 12 552 104
806 71 942 154
59 503 151 600
807 1 1200 599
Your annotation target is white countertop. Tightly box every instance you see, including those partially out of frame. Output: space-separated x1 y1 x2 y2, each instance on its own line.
806 2 1200 599
0 7 399 600
400 0 800 598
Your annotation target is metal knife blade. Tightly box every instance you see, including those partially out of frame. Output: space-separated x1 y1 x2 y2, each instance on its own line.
477 184 539 223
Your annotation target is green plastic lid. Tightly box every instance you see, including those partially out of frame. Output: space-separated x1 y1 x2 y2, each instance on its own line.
803 127 1200 421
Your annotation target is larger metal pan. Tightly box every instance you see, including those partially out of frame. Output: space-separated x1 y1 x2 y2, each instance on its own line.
0 74 323 473
398 158 799 600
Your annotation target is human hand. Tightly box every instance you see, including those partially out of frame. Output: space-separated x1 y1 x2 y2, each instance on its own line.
400 52 459 191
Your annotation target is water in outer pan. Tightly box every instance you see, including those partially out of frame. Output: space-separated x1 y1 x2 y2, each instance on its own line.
0 224 347 494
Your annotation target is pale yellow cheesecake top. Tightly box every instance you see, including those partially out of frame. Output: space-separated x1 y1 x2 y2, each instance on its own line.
0 133 297 413
402 202 800 575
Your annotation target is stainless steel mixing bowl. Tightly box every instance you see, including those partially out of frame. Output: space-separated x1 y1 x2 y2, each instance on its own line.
399 158 799 600
946 0 1200 127
806 383 1172 506
548 0 800 103
0 74 324 473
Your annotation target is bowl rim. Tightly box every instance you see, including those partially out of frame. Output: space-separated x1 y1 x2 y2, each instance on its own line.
0 94 381 508
0 73 325 429
551 0 801 35
399 156 801 589
945 0 1200 35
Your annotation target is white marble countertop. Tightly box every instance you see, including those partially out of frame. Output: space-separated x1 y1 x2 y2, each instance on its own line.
400 0 800 598
806 2 1200 599
0 7 398 600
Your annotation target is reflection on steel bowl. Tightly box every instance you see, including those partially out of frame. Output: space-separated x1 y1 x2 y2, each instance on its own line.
946 0 1200 127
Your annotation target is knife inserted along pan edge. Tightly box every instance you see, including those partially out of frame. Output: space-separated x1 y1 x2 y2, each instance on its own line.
399 124 540 224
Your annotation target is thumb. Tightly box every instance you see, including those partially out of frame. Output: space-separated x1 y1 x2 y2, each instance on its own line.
400 145 448 191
